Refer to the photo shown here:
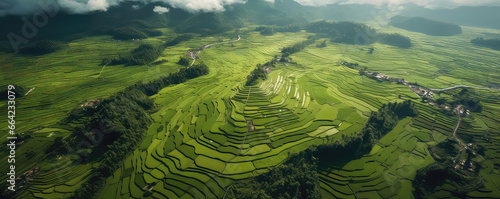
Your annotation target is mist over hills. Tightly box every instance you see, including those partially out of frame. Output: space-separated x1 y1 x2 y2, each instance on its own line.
389 15 462 36
401 5 500 30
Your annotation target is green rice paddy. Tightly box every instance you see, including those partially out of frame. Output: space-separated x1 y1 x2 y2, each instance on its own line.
1 24 500 198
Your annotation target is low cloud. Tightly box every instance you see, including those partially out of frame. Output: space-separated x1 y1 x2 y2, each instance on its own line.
153 5 169 14
0 0 248 16
160 0 246 12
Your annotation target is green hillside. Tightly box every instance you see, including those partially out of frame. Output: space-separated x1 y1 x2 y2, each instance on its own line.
0 1 499 199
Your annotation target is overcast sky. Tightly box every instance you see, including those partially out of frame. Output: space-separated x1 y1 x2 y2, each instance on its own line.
1 0 500 16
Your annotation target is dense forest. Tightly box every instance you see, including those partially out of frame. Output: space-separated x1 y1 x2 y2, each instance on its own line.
227 150 321 199
389 16 462 36
470 37 500 50
51 63 210 198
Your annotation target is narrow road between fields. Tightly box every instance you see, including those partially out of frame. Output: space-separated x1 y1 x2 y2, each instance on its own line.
453 105 468 150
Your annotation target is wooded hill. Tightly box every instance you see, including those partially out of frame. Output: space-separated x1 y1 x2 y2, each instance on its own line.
389 15 462 36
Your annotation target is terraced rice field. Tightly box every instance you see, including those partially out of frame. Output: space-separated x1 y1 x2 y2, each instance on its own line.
95 25 500 198
4 23 500 198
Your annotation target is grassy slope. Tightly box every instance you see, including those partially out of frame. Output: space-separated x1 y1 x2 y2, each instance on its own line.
98 25 500 199
0 29 184 196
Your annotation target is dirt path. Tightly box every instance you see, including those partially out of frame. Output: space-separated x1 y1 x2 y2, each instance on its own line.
189 35 241 66
453 105 468 150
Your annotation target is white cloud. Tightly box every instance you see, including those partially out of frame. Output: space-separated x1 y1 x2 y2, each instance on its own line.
292 0 342 6
58 0 121 14
87 0 110 11
153 5 169 13
155 0 246 12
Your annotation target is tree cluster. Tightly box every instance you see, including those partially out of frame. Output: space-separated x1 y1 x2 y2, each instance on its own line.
126 62 210 96
281 35 319 55
246 66 268 86
359 100 418 153
274 24 303 32
18 40 66 55
164 35 194 47
471 37 500 51
256 26 277 36
450 88 483 112
377 33 412 48
306 21 377 44
177 56 192 66
102 43 163 66
107 26 148 40
227 149 321 199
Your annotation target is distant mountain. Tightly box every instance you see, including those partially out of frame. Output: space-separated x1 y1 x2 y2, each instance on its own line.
401 5 500 30
0 2 168 42
175 12 244 35
231 0 305 26
0 0 390 45
306 4 387 21
389 16 462 36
